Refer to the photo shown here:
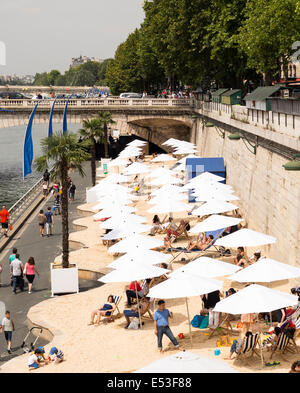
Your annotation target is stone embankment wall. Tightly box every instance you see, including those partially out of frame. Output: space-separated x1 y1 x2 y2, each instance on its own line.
193 112 300 269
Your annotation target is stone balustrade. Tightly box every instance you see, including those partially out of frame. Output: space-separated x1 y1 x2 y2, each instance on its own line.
0 98 193 109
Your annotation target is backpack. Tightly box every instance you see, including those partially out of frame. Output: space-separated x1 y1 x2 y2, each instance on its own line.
128 317 139 330
191 315 204 328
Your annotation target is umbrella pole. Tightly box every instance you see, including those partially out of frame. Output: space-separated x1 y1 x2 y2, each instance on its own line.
185 297 193 348
135 281 143 329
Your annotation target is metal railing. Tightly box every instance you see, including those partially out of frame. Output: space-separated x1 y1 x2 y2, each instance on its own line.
0 98 194 109
0 175 48 240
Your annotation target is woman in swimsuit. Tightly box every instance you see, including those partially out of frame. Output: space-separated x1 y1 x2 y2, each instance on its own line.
88 295 116 326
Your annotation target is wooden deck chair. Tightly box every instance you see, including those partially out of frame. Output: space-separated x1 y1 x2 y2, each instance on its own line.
104 295 122 322
270 332 292 360
141 302 154 321
236 333 260 362
167 228 226 266
208 313 234 338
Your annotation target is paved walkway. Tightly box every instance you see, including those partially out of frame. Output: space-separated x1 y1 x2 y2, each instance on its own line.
0 163 101 362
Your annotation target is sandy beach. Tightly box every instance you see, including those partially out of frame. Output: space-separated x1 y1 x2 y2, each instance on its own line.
1 158 299 374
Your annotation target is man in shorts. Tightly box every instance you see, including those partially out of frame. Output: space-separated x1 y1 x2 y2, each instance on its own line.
0 205 9 237
0 310 15 354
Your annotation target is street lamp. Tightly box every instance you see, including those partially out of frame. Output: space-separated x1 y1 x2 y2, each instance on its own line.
228 131 258 155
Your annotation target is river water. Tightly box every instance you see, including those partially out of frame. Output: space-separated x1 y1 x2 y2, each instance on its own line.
0 123 80 209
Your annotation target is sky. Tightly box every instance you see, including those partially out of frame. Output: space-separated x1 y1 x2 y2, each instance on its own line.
0 0 145 75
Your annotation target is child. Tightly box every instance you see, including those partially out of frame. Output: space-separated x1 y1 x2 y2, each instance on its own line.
0 310 15 354
28 349 43 370
48 346 64 364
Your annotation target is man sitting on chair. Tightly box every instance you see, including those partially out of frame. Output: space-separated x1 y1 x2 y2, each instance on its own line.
124 297 150 329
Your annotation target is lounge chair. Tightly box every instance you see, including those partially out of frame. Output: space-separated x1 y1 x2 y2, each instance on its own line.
208 313 234 338
269 331 299 360
104 295 122 322
167 228 227 265
235 333 260 362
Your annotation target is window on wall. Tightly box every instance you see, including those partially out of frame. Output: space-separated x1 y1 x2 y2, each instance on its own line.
278 113 280 125
293 115 295 129
285 114 287 127
262 110 264 124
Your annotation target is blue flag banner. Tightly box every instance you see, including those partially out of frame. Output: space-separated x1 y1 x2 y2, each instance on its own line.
62 99 69 134
48 98 57 137
23 103 38 178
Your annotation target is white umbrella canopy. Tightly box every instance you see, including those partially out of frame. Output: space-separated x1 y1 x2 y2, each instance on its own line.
148 193 186 205
127 140 147 147
108 234 164 254
152 154 176 162
94 198 134 210
97 173 128 184
189 172 225 183
99 263 169 283
107 158 129 167
194 191 239 202
94 207 137 221
150 184 186 196
134 350 238 374
123 162 151 175
192 201 238 217
146 167 176 178
108 249 170 268
173 148 198 155
149 175 182 186
148 200 190 214
100 214 147 229
162 138 182 146
177 154 199 164
102 223 152 240
172 163 186 172
95 184 133 197
148 271 223 299
213 284 298 314
169 257 241 279
119 148 142 158
229 258 300 283
183 181 233 192
190 215 243 233
215 228 276 248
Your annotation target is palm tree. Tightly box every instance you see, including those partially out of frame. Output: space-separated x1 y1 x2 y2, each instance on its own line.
35 131 91 268
96 111 115 158
79 118 104 186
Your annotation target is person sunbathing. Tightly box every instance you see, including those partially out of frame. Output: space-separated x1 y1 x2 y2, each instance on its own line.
124 297 150 329
163 220 189 249
225 331 253 360
149 215 164 236
88 295 117 325
187 233 214 251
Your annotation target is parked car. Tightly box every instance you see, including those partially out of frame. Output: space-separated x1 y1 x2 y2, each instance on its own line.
119 92 142 99
0 91 31 99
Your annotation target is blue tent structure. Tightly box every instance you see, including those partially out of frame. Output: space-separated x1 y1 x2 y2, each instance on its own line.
186 157 226 202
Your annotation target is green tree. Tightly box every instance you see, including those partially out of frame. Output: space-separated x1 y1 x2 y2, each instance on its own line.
238 0 300 84
96 112 115 158
48 70 61 86
35 132 90 268
34 72 50 86
79 118 105 186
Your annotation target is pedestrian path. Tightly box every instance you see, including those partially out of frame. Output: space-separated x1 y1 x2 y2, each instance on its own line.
0 163 100 362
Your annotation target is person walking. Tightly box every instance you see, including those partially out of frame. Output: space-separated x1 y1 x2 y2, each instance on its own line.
24 257 39 294
154 299 180 352
0 205 10 237
43 169 50 186
37 210 46 237
8 248 17 264
68 181 76 201
42 182 48 199
10 254 24 294
44 207 54 237
0 310 15 354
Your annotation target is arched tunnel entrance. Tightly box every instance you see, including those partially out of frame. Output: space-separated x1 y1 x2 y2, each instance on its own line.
94 135 167 160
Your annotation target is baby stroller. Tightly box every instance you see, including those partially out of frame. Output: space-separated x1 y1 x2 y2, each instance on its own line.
21 327 44 353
